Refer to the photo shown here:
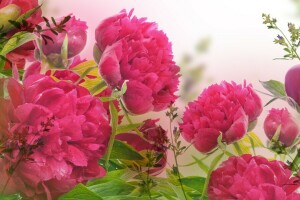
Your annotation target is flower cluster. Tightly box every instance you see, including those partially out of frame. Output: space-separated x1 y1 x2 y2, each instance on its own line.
0 75 111 199
180 81 262 153
1 2 300 200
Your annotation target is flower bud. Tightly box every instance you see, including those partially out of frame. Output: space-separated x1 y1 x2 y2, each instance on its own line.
285 64 300 105
41 16 87 59
264 108 299 147
0 4 21 32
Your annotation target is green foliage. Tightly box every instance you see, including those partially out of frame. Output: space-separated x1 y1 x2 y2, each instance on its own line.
262 13 300 60
0 194 22 200
59 166 207 200
260 80 286 97
59 184 103 200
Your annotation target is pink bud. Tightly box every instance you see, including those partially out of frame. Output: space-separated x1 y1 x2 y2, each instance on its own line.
285 64 300 105
41 16 87 59
264 108 299 147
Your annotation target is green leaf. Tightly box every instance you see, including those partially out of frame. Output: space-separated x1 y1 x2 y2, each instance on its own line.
58 184 102 200
181 176 206 193
1 32 36 55
90 80 107 95
87 169 124 185
88 180 136 197
110 140 145 160
98 159 127 172
116 123 142 134
260 80 286 97
0 194 22 200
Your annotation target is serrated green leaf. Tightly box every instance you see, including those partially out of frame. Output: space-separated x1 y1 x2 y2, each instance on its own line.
58 184 102 200
260 80 287 97
110 140 145 160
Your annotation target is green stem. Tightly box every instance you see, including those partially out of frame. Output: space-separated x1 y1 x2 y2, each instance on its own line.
233 142 243 156
119 99 143 136
276 26 300 60
169 119 187 200
200 153 224 200
104 101 118 170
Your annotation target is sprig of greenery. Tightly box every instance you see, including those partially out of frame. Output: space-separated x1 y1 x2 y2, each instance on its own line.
166 104 188 200
262 13 300 60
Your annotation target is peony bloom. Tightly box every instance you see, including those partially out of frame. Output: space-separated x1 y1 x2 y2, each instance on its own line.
208 154 300 200
264 108 299 147
95 9 180 114
285 64 300 106
41 16 87 59
115 119 168 176
180 81 262 153
0 74 111 199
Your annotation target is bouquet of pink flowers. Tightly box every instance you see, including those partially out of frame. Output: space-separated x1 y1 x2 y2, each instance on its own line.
0 2 300 200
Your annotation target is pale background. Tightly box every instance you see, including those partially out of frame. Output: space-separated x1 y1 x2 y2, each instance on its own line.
41 0 300 176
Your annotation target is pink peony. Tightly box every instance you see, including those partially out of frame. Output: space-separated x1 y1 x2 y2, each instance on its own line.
95 9 180 114
208 154 300 200
285 64 300 106
41 16 87 59
180 81 262 153
115 119 168 176
0 75 111 199
264 108 299 147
